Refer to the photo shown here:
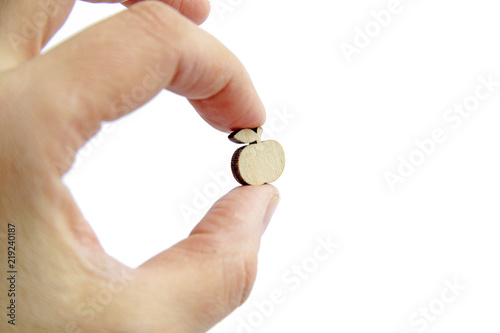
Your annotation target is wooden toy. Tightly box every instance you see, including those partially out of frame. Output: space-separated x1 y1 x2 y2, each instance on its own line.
229 127 285 186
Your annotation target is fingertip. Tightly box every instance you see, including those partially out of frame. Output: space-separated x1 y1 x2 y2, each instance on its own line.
121 0 211 25
242 184 280 236
226 184 279 209
190 82 267 133
189 184 279 239
194 0 211 25
262 192 280 235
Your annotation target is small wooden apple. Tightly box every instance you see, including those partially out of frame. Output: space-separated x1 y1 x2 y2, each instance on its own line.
229 127 285 186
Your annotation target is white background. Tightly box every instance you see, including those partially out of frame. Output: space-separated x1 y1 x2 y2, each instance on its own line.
48 0 500 332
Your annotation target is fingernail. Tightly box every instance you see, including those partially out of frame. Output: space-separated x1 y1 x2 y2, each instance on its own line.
261 195 280 235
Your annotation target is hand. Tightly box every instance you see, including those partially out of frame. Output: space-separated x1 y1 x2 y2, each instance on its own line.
0 1 280 332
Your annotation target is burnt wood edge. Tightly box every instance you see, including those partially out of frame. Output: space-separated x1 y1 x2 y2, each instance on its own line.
231 146 250 185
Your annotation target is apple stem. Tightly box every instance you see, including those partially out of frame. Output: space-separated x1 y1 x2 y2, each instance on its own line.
256 127 263 144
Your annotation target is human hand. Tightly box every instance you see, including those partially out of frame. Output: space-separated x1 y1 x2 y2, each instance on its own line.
0 0 280 331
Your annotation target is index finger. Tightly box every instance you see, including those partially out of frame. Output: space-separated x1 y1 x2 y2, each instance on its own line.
24 1 265 147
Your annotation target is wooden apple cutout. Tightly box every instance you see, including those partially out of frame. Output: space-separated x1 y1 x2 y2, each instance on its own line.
229 127 285 186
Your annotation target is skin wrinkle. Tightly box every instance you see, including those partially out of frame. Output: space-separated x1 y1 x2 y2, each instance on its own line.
168 46 205 97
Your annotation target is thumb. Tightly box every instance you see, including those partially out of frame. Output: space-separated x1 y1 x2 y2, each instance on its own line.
134 185 280 332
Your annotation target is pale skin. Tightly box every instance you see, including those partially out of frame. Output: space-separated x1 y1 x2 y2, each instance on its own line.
0 0 280 331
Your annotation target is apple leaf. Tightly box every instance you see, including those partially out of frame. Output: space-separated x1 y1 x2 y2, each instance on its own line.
228 127 261 144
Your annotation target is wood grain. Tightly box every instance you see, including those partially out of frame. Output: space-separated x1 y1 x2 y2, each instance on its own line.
229 127 285 186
